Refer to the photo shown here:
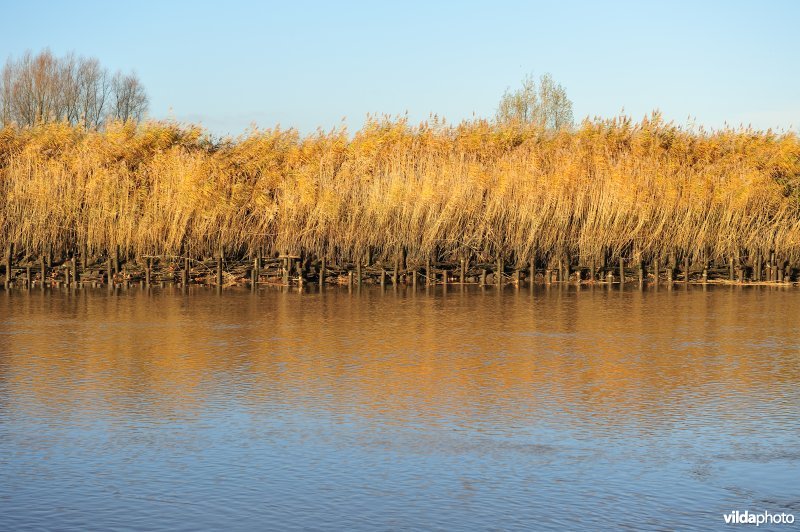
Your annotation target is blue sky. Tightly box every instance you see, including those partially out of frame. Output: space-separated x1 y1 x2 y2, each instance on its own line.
1 0 797 135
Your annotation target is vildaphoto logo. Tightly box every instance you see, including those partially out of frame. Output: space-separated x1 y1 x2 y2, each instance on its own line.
723 510 795 526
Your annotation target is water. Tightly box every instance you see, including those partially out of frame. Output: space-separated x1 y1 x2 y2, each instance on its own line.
1 285 798 531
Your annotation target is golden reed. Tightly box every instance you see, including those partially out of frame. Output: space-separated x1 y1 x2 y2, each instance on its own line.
1 113 798 268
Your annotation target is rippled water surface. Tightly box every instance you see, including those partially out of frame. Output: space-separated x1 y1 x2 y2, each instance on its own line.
1 285 799 530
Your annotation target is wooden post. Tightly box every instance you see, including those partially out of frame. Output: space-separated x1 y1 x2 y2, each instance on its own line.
770 251 776 282
297 255 305 286
114 245 120 275
26 266 31 289
71 257 78 287
653 258 660 286
441 268 446 287
319 258 326 288
4 243 12 287
619 256 625 285
392 257 398 286
496 257 503 287
65 264 71 287
755 252 762 282
426 259 431 287
514 268 520 286
606 271 614 284
729 256 735 281
684 255 690 284
107 256 113 285
529 257 536 287
282 257 289 285
356 261 362 287
380 269 386 288
348 270 354 289
545 268 552 285
183 258 190 286
480 269 486 287
41 254 47 288
590 259 596 283
411 269 418 289
637 252 644 286
216 253 223 287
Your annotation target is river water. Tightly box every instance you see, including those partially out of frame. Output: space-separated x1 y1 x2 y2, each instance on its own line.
1 285 798 530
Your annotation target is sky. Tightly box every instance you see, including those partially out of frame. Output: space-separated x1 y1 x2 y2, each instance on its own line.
1 0 798 136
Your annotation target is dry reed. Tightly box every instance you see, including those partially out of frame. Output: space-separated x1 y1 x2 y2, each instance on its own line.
1 113 799 268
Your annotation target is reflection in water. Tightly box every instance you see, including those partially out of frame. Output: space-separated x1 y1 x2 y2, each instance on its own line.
1 285 799 530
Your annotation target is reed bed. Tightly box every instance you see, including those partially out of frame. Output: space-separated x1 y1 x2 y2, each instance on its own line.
1 114 799 270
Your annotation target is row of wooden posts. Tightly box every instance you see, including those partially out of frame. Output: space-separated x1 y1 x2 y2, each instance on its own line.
2 244 797 290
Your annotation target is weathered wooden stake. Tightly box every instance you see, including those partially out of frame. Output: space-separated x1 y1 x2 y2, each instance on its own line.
183 258 190 286
426 259 432 287
479 269 486 287
71 257 78 286
684 255 690 284
637 255 644 286
380 269 386 288
392 257 399 286
590 260 596 283
319 258 326 288
412 269 417 289
619 257 625 285
216 253 223 287
496 257 503 287
729 256 735 281
41 255 47 288
653 258 660 286
114 245 120 275
26 266 31 289
4 243 12 287
529 257 536 288
356 261 362 287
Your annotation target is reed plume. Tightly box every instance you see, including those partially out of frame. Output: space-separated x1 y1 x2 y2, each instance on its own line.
1 113 798 268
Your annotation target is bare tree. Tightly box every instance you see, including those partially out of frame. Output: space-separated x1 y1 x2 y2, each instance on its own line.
496 72 574 130
77 58 110 128
0 49 147 129
110 71 148 123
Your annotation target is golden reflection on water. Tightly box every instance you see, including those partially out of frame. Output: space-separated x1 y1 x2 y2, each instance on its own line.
2 285 798 434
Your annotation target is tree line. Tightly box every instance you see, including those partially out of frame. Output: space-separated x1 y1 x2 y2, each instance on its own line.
0 49 149 129
1 48 574 134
